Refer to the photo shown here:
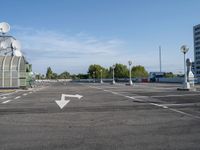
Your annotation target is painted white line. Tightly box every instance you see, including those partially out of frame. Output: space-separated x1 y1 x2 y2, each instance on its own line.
14 96 21 99
132 96 149 98
152 93 200 98
29 92 32 94
169 108 200 119
23 93 28 96
149 103 168 109
111 91 118 95
164 103 200 107
89 85 200 120
2 100 11 104
125 96 136 100
103 90 111 92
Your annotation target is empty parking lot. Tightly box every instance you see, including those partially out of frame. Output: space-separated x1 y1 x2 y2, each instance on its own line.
0 82 200 150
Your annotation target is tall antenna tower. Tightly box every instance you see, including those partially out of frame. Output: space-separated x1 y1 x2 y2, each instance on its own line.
159 46 162 72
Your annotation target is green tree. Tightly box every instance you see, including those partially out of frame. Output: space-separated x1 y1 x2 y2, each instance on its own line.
76 74 89 79
70 74 78 80
58 71 71 79
88 64 107 79
46 67 53 79
52 73 58 79
131 65 148 78
104 68 111 78
163 72 175 78
113 63 129 78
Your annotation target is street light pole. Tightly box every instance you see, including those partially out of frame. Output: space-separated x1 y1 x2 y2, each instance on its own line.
100 69 103 83
93 71 95 83
184 52 187 83
112 65 115 84
128 60 133 85
180 45 190 89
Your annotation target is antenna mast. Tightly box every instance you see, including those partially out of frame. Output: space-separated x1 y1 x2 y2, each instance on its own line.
159 46 162 72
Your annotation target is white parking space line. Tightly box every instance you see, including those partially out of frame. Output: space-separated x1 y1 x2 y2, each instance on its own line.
89 85 200 120
152 93 200 98
125 96 136 100
111 91 118 95
169 108 200 119
103 90 110 92
164 103 200 107
149 103 168 109
2 100 12 104
14 96 21 99
132 84 178 90
23 93 28 96
29 92 33 94
132 96 149 98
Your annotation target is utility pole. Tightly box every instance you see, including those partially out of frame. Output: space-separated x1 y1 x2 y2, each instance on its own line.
159 46 162 72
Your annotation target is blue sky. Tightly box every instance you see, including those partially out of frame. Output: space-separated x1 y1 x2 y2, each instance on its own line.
1 0 200 74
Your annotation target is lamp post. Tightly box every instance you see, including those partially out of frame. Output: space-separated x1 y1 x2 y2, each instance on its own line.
180 45 190 89
128 60 133 85
112 65 116 84
93 71 95 83
100 69 103 83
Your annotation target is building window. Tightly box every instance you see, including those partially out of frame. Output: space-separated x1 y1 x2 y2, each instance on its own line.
195 42 200 45
195 27 200 31
195 37 200 41
195 32 200 36
196 52 200 55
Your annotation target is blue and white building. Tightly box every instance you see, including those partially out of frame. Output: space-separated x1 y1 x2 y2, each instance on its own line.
193 24 200 83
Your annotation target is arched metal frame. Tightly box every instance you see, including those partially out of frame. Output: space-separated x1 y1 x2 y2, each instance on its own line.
0 56 26 88
2 55 7 87
10 56 15 87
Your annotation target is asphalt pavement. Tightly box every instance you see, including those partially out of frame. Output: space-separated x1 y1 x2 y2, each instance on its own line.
0 82 200 150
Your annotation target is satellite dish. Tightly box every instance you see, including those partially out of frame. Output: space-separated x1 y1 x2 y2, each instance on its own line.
11 40 21 51
13 50 22 57
0 22 10 34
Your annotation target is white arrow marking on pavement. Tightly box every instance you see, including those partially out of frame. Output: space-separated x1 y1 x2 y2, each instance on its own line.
55 94 83 109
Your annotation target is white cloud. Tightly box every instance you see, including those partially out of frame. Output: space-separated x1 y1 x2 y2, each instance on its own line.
10 25 190 75
12 26 125 74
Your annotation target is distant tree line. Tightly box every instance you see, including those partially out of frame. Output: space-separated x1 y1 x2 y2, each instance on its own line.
36 67 71 79
35 64 149 80
35 65 179 80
